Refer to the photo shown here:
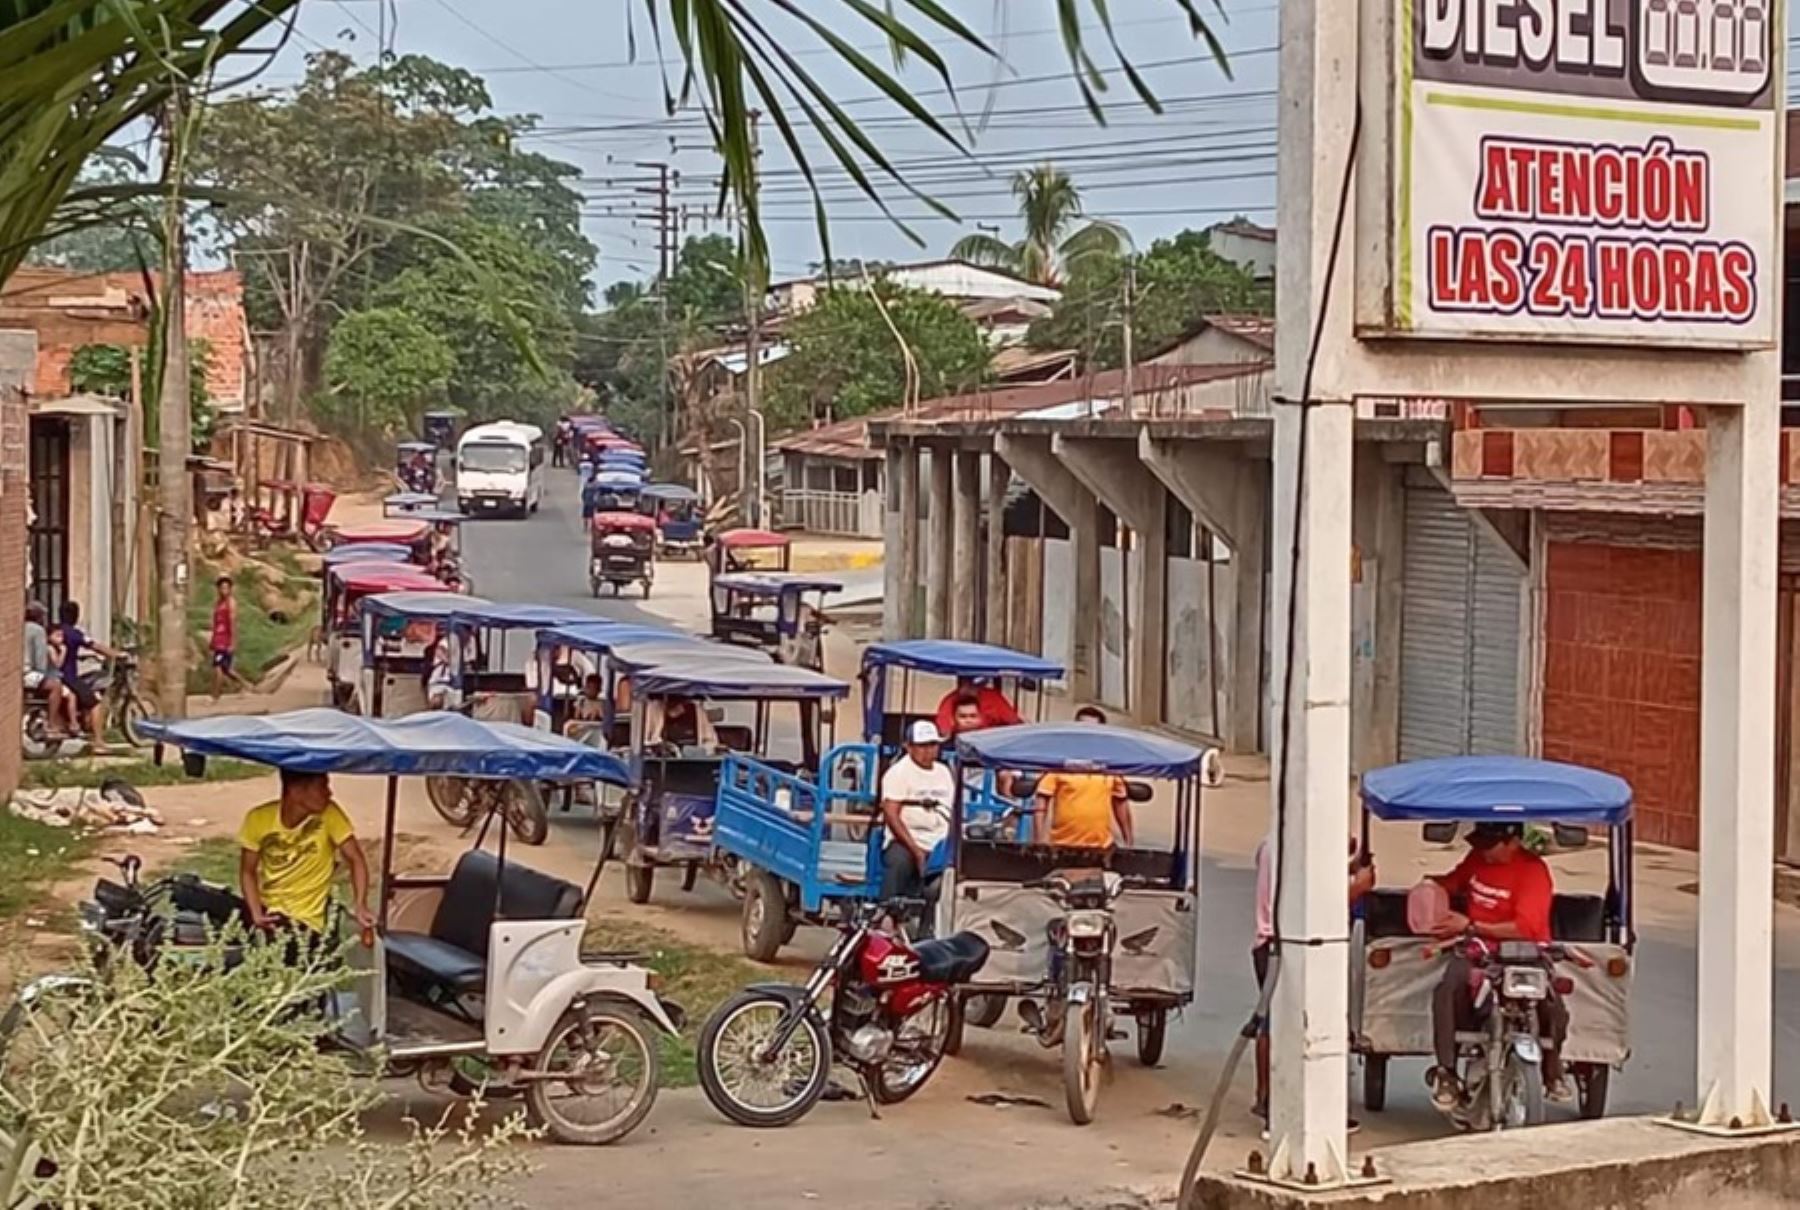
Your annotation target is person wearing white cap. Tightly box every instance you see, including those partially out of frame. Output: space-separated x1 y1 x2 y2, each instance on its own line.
878 719 956 904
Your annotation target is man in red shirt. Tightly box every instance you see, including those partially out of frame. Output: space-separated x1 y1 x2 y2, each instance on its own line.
1425 822 1570 1110
933 677 1021 737
210 575 249 699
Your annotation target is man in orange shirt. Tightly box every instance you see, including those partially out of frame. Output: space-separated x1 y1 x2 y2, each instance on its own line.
1031 706 1133 849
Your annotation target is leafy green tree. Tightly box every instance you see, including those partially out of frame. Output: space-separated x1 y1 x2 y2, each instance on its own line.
765 283 990 430
323 307 455 434
1028 228 1268 369
949 164 1121 287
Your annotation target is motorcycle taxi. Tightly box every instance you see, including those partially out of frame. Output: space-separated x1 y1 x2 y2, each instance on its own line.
357 590 486 718
708 573 839 669
1352 756 1635 1128
638 483 704 559
322 562 444 711
948 721 1209 1125
134 708 681 1146
589 511 656 599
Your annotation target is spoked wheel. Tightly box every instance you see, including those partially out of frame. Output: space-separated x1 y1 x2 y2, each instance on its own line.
505 781 550 846
1501 1051 1545 1129
698 990 831 1128
426 776 482 828
1062 993 1105 1126
869 996 952 1105
526 1004 660 1145
117 696 149 747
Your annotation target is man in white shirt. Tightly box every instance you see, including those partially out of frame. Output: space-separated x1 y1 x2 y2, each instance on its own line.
878 720 955 902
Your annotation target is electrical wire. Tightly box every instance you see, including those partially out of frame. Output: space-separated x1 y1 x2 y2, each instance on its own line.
1175 99 1363 1210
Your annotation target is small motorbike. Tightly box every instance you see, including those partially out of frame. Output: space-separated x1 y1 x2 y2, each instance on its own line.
1444 937 1585 1132
96 651 150 747
1010 870 1148 1125
697 897 989 1127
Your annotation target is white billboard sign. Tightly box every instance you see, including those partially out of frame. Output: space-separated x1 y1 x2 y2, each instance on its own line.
1392 0 1780 348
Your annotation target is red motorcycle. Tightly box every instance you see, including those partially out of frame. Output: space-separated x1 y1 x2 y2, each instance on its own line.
697 898 989 1127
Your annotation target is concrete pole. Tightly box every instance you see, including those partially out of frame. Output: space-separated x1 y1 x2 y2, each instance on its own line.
926 445 953 639
1695 396 1780 1128
985 452 1009 645
1266 0 1355 1185
1231 493 1267 754
952 449 981 640
891 444 920 640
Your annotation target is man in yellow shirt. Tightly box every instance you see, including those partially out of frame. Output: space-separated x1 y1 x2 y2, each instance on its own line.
238 769 375 936
1033 706 1135 849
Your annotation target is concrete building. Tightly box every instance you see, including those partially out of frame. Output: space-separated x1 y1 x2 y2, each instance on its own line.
1203 219 1277 284
767 258 1061 316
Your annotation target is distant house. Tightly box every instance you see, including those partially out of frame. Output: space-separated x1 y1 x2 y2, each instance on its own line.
1147 313 1275 369
768 258 1061 317
1206 220 1277 284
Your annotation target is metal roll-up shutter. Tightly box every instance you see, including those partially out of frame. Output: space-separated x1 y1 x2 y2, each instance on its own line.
1399 479 1523 760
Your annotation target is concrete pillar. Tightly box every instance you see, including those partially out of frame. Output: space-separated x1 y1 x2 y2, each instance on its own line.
1266 0 1354 1183
926 444 953 639
996 432 1099 699
952 449 981 641
1696 398 1780 1128
1351 447 1405 772
1140 432 1269 753
0 331 34 804
1055 435 1168 724
985 453 1009 646
887 443 920 640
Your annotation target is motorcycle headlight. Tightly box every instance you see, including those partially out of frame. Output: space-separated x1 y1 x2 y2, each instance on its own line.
1501 965 1549 1001
1067 910 1109 940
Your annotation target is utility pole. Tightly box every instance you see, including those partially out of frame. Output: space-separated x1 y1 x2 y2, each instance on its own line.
1121 258 1136 415
740 110 765 529
155 88 194 719
634 160 678 453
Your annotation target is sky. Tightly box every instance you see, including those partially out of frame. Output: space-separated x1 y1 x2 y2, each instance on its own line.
240 0 1284 294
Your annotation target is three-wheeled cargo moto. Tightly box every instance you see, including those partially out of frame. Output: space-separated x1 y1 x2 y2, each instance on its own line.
589 511 656 598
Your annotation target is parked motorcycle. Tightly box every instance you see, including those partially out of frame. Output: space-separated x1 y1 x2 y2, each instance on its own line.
95 651 150 747
696 898 989 1127
1442 937 1585 1132
1010 870 1149 1125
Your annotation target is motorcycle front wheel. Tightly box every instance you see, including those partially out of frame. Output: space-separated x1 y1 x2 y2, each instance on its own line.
426 776 482 828
506 781 550 845
868 997 951 1105
116 695 148 747
1501 1049 1545 1129
1062 991 1105 1126
698 989 831 1128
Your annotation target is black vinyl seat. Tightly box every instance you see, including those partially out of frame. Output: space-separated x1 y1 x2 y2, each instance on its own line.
385 848 584 993
912 932 990 984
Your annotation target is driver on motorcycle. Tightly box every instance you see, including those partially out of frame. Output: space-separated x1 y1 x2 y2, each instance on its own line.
238 769 375 941
1424 821 1571 1111
878 721 954 903
57 599 122 755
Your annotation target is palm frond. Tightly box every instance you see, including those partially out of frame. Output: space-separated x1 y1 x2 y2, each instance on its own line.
949 231 1021 271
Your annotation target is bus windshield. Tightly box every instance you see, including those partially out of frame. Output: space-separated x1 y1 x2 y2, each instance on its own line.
460 443 526 474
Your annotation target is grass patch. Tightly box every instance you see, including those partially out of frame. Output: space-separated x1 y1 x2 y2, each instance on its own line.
186 556 318 693
164 836 244 886
21 757 268 792
584 919 766 1087
0 814 96 923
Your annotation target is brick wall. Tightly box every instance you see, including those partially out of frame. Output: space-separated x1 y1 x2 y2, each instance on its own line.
0 331 35 801
1541 540 1704 849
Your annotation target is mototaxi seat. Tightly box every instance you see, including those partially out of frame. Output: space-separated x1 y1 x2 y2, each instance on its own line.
911 932 991 985
384 849 583 993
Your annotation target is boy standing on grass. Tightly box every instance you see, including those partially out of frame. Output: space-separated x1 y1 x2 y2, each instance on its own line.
211 576 249 699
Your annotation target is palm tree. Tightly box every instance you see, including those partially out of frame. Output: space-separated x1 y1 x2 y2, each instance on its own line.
948 164 1123 287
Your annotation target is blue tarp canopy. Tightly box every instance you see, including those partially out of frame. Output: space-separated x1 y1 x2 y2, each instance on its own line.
141 709 630 784
382 491 438 511
628 655 849 700
640 483 699 502
363 591 488 620
957 722 1203 778
396 441 436 454
595 470 644 488
713 572 842 595
862 639 1064 679
1360 757 1633 826
323 543 414 568
608 638 772 674
537 620 683 654
448 602 602 632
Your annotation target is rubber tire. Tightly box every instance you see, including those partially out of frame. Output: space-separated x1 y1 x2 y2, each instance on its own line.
1363 1054 1389 1113
21 709 51 760
697 989 832 1128
506 781 550 846
682 865 699 893
741 870 788 962
963 993 1006 1030
1135 1008 1168 1068
625 861 655 905
117 697 148 747
525 1004 660 1145
426 776 481 828
944 993 967 1058
1063 995 1103 1126
1575 1062 1610 1120
869 998 951 1105
600 817 621 863
590 579 602 598
1506 1052 1546 1128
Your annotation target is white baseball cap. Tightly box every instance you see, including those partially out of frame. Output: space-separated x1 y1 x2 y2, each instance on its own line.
907 720 944 745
